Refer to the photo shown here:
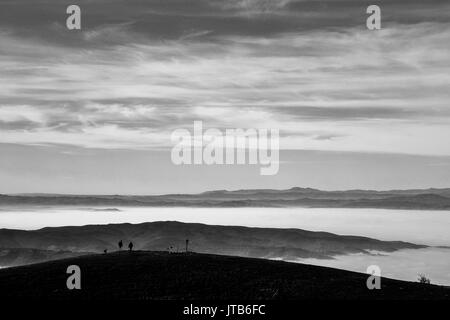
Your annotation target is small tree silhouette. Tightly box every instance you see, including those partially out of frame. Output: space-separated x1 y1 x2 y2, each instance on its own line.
418 274 431 284
118 240 123 250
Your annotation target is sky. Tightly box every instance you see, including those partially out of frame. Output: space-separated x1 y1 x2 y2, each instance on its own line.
0 0 449 194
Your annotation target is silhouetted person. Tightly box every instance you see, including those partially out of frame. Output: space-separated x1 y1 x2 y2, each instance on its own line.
128 242 133 252
118 240 123 250
104 249 107 254
186 239 189 253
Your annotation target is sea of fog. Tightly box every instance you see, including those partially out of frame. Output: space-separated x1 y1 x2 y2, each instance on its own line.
1 207 449 285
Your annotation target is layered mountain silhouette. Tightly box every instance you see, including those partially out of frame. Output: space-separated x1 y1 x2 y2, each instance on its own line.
2 187 450 209
0 221 423 267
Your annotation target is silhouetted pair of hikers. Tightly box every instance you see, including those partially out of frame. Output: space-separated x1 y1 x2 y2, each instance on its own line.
118 240 133 252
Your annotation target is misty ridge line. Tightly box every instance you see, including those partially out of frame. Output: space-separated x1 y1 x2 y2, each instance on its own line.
2 187 450 210
0 220 424 264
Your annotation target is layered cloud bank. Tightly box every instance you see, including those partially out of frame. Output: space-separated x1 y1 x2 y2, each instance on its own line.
0 0 449 155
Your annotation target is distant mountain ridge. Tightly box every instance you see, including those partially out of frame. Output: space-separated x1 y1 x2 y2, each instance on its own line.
1 187 450 209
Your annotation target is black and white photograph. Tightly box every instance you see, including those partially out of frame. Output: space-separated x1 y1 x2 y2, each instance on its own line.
0 0 449 315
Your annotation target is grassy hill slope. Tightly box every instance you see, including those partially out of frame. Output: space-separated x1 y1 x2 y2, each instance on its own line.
0 251 448 300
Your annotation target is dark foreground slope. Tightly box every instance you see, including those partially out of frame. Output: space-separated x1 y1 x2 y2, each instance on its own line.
0 248 94 267
0 251 448 300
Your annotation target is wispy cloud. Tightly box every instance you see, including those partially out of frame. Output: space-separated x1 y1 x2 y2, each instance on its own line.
0 0 449 156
